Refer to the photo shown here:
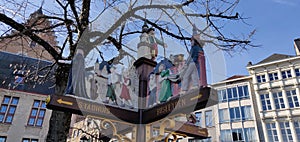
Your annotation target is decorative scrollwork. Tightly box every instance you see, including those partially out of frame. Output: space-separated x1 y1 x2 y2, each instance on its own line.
147 118 175 142
100 119 133 142
164 132 187 142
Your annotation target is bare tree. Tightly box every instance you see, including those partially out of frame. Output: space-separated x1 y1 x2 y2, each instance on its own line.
0 0 255 141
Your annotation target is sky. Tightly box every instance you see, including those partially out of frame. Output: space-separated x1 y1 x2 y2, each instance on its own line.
2 0 299 83
223 0 300 78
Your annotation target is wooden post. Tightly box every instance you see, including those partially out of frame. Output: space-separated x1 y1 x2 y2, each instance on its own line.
134 57 157 142
199 51 207 87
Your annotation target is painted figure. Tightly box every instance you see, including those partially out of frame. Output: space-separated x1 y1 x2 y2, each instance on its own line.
147 28 167 60
102 66 118 105
120 71 133 108
148 72 157 107
158 64 172 103
65 48 90 99
137 22 151 59
180 36 202 94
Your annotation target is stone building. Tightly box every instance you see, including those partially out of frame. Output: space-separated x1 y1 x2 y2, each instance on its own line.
247 53 300 142
0 7 57 142
0 7 58 61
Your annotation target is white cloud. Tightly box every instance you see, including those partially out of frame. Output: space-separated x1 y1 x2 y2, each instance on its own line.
272 0 298 6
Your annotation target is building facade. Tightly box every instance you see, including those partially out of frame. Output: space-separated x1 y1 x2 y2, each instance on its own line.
247 54 300 142
0 7 57 142
211 75 261 142
0 89 51 142
0 51 54 141
192 105 216 142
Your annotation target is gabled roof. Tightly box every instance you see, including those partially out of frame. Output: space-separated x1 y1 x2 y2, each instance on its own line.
255 53 294 65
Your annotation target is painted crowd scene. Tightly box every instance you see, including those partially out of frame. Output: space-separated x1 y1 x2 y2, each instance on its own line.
65 22 207 110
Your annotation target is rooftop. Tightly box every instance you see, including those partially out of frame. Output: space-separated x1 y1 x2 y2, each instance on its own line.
0 51 55 95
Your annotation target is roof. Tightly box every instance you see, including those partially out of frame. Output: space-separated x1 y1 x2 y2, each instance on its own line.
224 75 246 81
30 7 43 17
0 51 55 95
255 53 294 65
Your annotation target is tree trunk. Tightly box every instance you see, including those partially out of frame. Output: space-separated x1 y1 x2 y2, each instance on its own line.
46 64 72 142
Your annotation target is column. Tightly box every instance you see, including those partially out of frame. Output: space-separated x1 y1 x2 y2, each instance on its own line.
255 92 263 113
252 73 259 91
289 119 299 142
253 73 258 84
296 87 300 97
261 121 270 142
265 70 270 82
275 121 284 142
290 66 299 85
281 88 290 109
290 66 296 77
268 90 276 111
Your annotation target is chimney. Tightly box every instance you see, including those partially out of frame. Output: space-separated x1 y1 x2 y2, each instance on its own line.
294 38 300 56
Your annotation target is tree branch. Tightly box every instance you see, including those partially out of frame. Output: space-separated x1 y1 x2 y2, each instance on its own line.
0 13 60 60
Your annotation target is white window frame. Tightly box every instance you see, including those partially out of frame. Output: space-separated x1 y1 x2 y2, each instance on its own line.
273 92 285 109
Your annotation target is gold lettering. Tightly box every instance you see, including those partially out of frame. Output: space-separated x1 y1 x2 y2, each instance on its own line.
77 101 111 115
156 102 178 116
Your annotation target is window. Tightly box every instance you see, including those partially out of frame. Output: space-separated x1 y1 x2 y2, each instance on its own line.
220 128 256 142
280 122 293 142
238 85 249 99
256 74 266 83
218 85 249 103
266 123 279 142
218 89 227 102
227 88 238 101
220 129 232 142
273 92 285 109
268 72 279 81
27 100 46 127
0 136 6 142
73 130 78 138
282 70 292 79
294 121 300 141
228 106 252 122
286 90 300 108
219 109 229 123
227 88 232 101
230 107 241 122
241 106 252 120
260 94 272 111
29 40 36 48
0 96 19 123
295 68 300 76
22 138 38 142
232 88 238 101
205 111 213 127
244 128 257 142
232 129 243 141
195 112 202 127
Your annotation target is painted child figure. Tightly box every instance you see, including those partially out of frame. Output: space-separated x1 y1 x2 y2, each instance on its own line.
120 71 134 109
148 72 157 107
102 66 118 105
158 64 172 103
